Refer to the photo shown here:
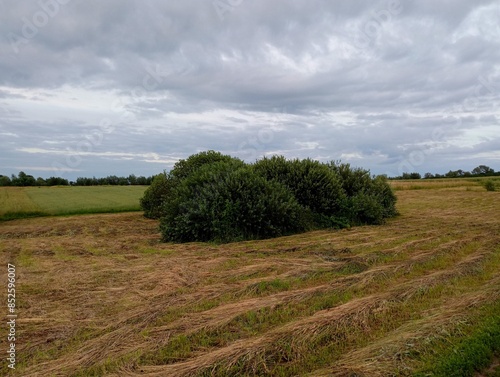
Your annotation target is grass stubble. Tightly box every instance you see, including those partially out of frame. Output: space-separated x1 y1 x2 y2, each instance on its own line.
0 181 499 376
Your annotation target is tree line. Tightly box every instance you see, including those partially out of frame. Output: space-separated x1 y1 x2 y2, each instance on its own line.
2 164 496 187
0 171 155 187
392 165 498 180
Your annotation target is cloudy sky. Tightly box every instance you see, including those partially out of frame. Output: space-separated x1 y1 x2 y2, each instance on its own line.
1 0 499 179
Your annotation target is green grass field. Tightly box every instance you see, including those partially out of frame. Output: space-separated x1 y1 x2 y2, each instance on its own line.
0 186 148 220
389 176 500 191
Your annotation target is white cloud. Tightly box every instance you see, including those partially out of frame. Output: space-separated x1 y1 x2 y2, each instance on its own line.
16 147 179 164
13 166 81 172
0 132 19 137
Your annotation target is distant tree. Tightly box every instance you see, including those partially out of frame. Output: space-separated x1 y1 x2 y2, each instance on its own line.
424 172 434 179
15 171 36 186
72 175 154 186
35 177 47 186
46 176 69 186
118 177 129 185
105 175 118 185
128 174 137 185
472 165 495 176
76 177 87 186
0 175 11 186
401 172 421 179
17 171 27 182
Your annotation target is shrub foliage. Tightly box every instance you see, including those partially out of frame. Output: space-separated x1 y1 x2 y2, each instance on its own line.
328 162 398 224
160 160 307 243
484 180 496 192
140 173 171 219
141 151 398 243
253 156 345 217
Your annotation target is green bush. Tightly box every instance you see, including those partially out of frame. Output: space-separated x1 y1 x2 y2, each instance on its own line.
142 152 398 243
160 161 308 243
140 173 170 219
141 151 241 219
328 161 372 197
253 156 346 218
484 180 496 192
328 162 397 224
170 150 239 181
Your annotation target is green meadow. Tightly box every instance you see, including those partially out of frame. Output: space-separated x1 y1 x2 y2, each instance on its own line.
0 186 148 220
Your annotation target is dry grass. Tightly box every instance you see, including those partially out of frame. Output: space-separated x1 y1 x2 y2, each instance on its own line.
0 182 499 376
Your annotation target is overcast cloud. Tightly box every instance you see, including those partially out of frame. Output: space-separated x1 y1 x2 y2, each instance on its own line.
1 0 499 179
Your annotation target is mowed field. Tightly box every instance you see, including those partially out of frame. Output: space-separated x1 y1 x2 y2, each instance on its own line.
390 177 500 191
0 180 499 376
0 186 148 220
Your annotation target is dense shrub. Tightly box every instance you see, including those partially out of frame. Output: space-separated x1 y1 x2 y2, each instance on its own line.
160 160 307 243
142 151 398 243
327 161 372 197
253 156 346 218
328 162 398 225
140 173 170 219
141 151 242 219
484 180 496 192
170 150 239 181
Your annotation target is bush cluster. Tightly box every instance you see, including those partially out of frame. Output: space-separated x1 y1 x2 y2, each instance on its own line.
484 180 496 192
141 151 398 243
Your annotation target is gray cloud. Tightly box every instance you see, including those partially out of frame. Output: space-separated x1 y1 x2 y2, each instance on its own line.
0 0 499 179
